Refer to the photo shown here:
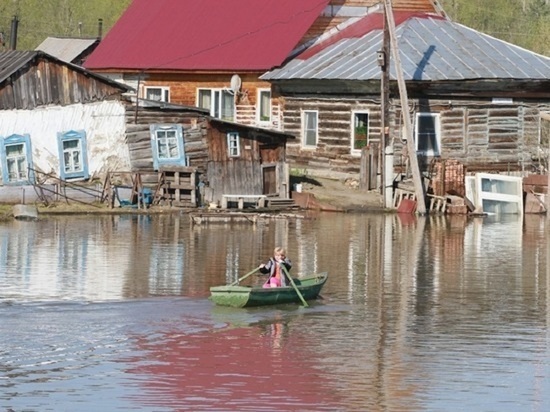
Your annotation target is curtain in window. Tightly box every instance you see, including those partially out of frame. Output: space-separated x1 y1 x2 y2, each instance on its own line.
259 91 271 121
221 91 234 121
304 112 317 146
63 139 82 173
6 144 27 181
198 90 211 111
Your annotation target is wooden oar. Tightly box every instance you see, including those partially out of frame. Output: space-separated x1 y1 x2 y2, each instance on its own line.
281 264 309 308
230 267 261 286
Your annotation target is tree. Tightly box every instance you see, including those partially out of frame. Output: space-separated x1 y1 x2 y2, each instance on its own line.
439 0 550 56
0 0 132 50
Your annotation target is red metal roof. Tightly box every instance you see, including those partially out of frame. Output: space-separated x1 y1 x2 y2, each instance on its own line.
84 0 330 72
299 11 440 60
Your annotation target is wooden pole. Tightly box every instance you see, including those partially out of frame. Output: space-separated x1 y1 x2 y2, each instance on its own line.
542 113 550 216
384 0 427 214
281 265 309 308
381 5 391 204
230 267 261 286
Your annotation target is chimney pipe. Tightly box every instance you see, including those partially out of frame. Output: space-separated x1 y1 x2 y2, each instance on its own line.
9 15 19 50
97 18 103 40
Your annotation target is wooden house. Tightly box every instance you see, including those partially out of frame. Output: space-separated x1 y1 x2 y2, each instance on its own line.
0 50 131 189
84 0 443 132
0 50 293 206
261 11 550 178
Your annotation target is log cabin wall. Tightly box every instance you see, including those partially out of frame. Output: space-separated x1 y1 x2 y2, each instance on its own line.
124 105 209 172
282 96 550 175
282 97 382 174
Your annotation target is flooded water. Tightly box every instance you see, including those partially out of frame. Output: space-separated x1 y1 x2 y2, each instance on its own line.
0 212 549 411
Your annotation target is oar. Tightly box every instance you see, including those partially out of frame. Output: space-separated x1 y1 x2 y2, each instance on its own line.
281 264 309 308
230 267 261 286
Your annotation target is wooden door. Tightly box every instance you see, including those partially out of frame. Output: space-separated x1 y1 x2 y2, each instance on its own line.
262 165 277 195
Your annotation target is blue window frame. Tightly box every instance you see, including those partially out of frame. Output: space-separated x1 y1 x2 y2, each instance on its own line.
57 130 89 180
150 124 186 170
0 134 35 185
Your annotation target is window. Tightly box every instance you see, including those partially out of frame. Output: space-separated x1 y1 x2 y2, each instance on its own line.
150 124 186 170
197 89 234 121
145 86 170 102
351 111 369 154
302 111 318 147
227 132 240 157
0 134 34 185
257 89 271 123
415 113 441 156
57 130 89 180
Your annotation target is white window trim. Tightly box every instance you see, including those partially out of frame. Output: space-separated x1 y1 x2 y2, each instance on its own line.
351 110 370 156
144 86 170 102
302 110 318 148
257 88 272 125
414 112 441 156
197 88 235 121
227 132 240 157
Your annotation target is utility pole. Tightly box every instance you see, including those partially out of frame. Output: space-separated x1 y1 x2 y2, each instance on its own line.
380 5 392 208
383 0 427 214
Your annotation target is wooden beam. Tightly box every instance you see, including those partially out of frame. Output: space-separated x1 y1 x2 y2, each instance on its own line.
384 0 427 214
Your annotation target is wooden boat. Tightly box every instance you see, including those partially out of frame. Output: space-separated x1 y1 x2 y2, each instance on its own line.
209 272 328 308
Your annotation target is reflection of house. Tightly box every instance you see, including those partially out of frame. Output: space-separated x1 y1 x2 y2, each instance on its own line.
84 0 442 131
0 50 292 205
35 37 100 66
262 11 550 176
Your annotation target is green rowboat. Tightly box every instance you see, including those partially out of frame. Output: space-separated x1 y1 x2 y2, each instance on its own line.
209 272 328 308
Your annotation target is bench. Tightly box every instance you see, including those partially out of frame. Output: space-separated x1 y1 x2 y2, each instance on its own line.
221 194 267 209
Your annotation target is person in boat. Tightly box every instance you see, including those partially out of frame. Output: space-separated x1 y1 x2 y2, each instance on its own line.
259 247 292 288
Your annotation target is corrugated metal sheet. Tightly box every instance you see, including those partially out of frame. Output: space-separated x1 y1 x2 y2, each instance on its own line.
36 37 99 64
262 12 550 81
85 0 330 72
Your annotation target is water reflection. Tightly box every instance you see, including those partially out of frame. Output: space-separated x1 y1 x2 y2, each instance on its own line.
0 212 549 411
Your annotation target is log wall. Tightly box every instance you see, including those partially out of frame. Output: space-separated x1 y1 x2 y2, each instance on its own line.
124 106 209 173
282 96 550 175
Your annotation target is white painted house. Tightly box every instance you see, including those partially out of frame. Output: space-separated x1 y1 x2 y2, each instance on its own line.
0 51 131 192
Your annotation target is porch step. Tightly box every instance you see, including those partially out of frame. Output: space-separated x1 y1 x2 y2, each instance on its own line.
267 198 297 209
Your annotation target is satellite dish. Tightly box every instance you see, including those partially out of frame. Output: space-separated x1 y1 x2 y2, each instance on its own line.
230 74 241 93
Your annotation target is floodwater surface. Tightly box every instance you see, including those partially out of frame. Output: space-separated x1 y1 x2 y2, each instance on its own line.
0 212 549 411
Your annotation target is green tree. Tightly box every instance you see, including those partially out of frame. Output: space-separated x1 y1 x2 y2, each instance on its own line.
439 0 550 56
0 0 132 50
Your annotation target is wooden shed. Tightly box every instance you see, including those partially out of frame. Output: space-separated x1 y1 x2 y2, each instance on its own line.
126 100 294 207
